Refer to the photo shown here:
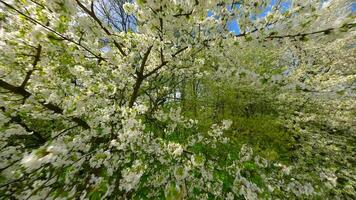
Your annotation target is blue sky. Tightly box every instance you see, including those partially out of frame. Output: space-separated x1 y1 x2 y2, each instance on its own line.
227 0 292 35
227 0 356 34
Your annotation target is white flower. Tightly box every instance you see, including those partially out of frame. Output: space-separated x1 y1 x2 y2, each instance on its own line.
2 0 14 5
222 119 233 129
281 165 292 175
110 139 118 147
226 192 234 200
239 144 253 162
47 144 67 155
153 174 168 187
21 153 41 170
121 172 142 191
167 142 184 156
169 107 182 122
322 1 331 9
0 40 5 47
164 182 181 199
191 154 205 167
120 160 145 192
123 3 137 15
134 104 148 114
320 172 338 187
173 166 188 180
173 146 183 156
30 24 45 41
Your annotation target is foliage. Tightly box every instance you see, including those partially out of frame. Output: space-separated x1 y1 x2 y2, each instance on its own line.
0 0 355 199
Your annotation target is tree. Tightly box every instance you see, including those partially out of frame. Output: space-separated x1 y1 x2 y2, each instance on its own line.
0 0 354 199
95 0 136 32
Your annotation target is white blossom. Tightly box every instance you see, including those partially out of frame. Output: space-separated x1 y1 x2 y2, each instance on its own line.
123 3 137 15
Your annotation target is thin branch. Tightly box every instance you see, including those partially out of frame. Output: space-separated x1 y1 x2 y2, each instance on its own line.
0 164 48 189
0 0 104 61
0 159 21 172
51 125 78 140
266 23 356 39
20 45 42 88
0 79 90 129
0 79 31 98
173 10 193 18
128 44 190 107
144 46 188 78
128 45 153 107
143 61 168 79
138 45 153 76
9 115 46 144
29 0 49 11
75 0 127 57
172 46 189 58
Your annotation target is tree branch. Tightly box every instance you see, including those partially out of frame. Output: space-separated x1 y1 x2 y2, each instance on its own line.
0 0 104 61
144 46 188 78
172 46 189 58
9 115 46 144
0 80 31 98
143 61 168 79
76 0 127 57
0 79 90 129
266 23 355 39
128 46 153 107
20 45 42 89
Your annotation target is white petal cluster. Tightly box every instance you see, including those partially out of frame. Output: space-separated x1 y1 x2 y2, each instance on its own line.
120 160 145 192
123 2 137 15
21 153 41 170
167 142 184 157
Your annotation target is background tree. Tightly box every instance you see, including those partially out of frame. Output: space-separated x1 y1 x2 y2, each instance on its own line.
95 0 136 32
